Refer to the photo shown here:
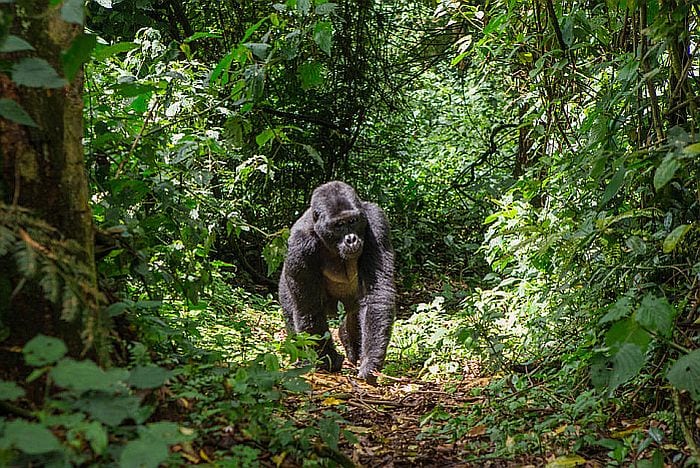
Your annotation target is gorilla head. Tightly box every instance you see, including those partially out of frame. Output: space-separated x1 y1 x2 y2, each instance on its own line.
311 182 368 260
279 181 395 382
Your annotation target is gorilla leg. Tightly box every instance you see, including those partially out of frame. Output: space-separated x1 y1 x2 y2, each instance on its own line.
279 276 343 372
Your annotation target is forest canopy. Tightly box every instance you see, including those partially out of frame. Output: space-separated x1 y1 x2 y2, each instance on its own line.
0 0 699 466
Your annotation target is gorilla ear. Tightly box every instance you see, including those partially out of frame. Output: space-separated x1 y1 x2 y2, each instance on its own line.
312 210 320 222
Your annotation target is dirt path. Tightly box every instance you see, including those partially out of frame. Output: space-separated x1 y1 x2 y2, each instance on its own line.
301 371 536 467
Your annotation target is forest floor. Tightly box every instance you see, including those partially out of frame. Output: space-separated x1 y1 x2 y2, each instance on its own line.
300 369 515 467
168 284 673 467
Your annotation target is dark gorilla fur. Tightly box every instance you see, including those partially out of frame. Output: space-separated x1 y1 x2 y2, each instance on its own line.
279 181 395 381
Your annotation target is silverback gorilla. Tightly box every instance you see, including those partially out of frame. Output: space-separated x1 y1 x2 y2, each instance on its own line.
279 181 395 381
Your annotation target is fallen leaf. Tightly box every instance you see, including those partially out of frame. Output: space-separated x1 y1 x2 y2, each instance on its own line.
322 396 344 406
467 424 487 437
545 455 587 467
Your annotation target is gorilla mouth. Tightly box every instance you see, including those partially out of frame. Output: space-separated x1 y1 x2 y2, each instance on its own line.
339 242 363 259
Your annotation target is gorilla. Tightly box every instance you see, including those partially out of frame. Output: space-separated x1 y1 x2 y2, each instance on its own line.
279 181 395 381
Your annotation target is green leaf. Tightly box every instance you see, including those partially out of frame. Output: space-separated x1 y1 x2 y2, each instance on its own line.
302 144 324 167
0 35 34 52
0 98 38 127
0 380 25 400
141 422 189 444
682 142 700 155
318 417 340 450
663 224 692 253
297 0 311 15
282 376 311 392
62 33 97 81
605 318 651 352
313 21 333 56
82 421 108 455
635 294 675 337
2 420 61 454
127 365 173 389
12 58 67 88
315 2 337 15
50 359 128 392
23 335 67 366
298 61 324 89
93 42 138 61
609 343 646 390
79 393 143 426
601 167 626 205
599 297 632 324
667 349 700 400
61 0 84 24
120 438 169 468
654 155 680 191
256 128 275 147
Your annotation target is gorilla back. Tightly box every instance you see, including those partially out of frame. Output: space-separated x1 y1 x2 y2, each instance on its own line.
279 181 395 381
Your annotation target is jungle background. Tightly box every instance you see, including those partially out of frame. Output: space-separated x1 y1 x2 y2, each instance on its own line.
0 0 699 466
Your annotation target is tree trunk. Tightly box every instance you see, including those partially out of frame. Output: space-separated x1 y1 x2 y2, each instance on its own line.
0 0 106 380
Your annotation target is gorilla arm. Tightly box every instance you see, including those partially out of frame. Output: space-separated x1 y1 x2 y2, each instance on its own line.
279 211 344 371
356 202 396 379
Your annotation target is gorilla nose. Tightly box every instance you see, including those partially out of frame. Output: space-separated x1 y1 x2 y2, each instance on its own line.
345 233 358 245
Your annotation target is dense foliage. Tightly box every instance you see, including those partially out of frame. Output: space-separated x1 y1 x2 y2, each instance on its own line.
1 0 699 465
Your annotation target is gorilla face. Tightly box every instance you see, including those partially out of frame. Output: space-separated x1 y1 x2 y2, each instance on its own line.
311 182 368 260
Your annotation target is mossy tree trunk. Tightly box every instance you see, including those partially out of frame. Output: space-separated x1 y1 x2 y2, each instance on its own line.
0 0 106 378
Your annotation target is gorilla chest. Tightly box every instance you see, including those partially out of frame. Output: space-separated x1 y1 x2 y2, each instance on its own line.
321 259 360 299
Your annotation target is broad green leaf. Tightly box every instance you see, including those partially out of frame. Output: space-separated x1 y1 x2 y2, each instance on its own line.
61 0 84 24
23 335 67 366
245 42 270 60
0 98 38 127
601 167 626 205
667 349 700 400
297 0 311 15
282 376 311 392
315 2 337 15
608 343 646 390
298 61 324 89
62 33 97 81
12 58 67 88
599 297 631 324
663 224 691 253
141 422 189 443
653 155 680 191
82 421 108 455
256 128 275 147
127 365 173 389
605 318 651 352
318 417 340 450
625 235 647 255
635 294 675 337
2 420 61 454
50 358 127 392
313 21 333 56
0 380 25 400
79 393 143 426
0 35 34 52
93 42 138 61
302 144 324 167
682 142 700 155
105 301 130 317
119 438 168 468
